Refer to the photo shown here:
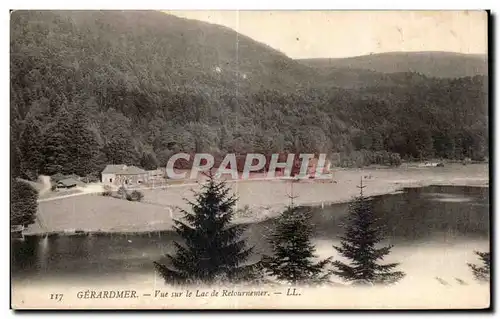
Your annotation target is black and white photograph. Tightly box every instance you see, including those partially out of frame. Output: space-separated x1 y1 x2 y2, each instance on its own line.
9 9 490 310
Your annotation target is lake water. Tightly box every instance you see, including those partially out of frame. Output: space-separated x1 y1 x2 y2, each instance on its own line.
11 185 490 286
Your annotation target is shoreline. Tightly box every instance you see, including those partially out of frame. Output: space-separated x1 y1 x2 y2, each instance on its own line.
21 168 489 237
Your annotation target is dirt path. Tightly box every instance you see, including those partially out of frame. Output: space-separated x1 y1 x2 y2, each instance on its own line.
38 175 52 195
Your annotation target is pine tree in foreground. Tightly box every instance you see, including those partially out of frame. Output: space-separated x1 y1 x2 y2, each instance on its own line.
154 173 260 285
468 251 490 282
263 206 331 285
332 180 405 285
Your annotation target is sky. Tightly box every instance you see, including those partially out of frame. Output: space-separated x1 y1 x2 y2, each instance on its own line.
165 10 488 59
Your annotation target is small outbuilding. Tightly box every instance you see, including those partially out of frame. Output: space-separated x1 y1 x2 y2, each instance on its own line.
56 178 83 189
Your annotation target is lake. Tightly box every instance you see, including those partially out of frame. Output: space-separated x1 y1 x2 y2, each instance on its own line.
11 185 490 286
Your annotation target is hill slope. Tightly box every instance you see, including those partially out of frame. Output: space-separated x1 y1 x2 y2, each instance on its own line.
10 11 488 181
298 51 488 78
11 10 319 94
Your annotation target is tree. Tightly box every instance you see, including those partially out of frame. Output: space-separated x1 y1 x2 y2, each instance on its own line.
68 108 100 176
413 128 434 160
140 151 159 170
331 180 405 285
105 127 138 165
11 179 38 227
41 113 74 175
19 118 44 180
10 131 22 179
10 10 488 170
154 173 259 284
263 205 331 284
468 251 490 282
185 122 219 153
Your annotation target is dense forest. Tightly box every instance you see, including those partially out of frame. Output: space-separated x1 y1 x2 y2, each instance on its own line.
10 11 489 180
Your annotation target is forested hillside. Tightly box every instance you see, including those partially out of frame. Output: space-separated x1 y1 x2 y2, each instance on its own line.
10 11 489 180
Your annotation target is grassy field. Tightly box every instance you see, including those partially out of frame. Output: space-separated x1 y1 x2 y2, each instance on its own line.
26 163 489 235
27 195 177 235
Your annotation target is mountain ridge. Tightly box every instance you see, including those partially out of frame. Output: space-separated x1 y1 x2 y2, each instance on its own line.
297 51 487 78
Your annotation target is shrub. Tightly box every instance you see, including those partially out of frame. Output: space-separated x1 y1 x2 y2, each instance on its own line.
237 205 252 218
101 190 112 196
117 186 127 198
127 190 144 202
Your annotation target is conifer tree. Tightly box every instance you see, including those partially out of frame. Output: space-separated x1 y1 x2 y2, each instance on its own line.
11 123 23 179
332 179 405 285
154 173 260 285
105 127 138 166
68 108 100 176
19 118 44 180
41 108 74 175
468 251 490 282
263 205 331 285
11 135 22 179
11 178 38 227
140 151 159 170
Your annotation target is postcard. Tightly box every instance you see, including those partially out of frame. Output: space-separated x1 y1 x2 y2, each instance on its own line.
10 10 489 310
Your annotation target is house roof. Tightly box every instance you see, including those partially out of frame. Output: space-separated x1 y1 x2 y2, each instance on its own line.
102 164 146 175
57 178 82 187
51 173 66 183
52 173 81 183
